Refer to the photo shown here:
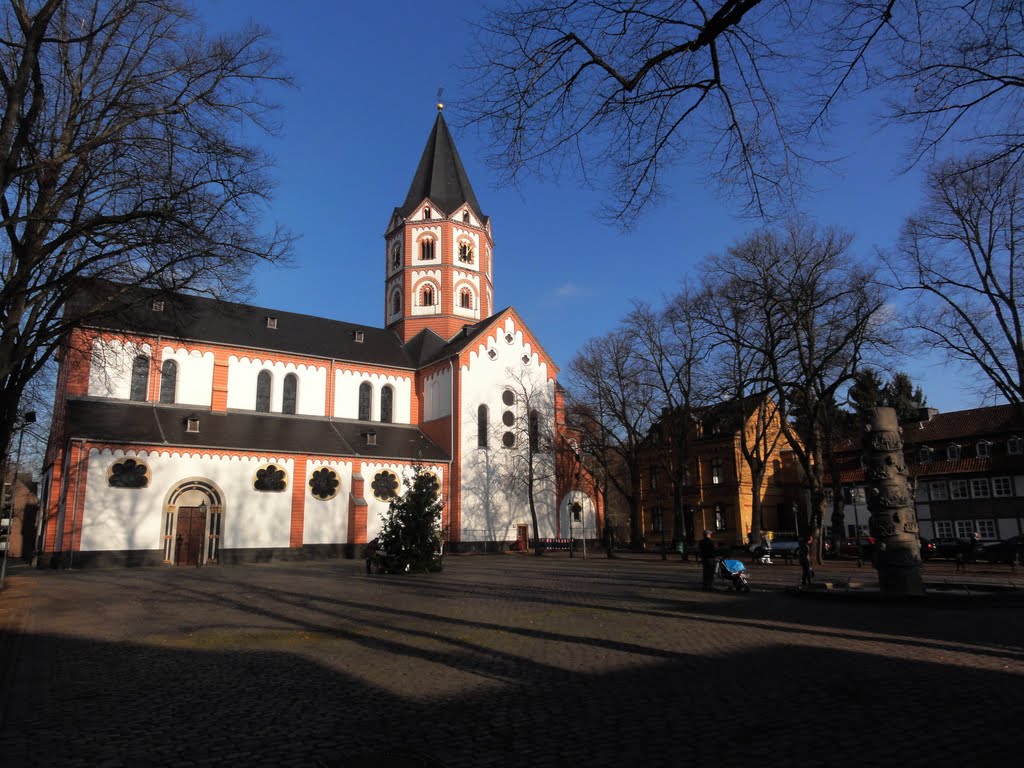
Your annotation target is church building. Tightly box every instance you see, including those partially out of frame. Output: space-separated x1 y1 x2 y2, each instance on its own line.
37 109 600 567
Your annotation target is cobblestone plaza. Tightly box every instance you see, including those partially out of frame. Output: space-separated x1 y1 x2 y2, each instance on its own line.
1 555 1022 767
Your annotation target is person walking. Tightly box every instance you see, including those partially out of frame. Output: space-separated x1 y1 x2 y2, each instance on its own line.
699 530 717 592
365 537 379 574
799 535 814 587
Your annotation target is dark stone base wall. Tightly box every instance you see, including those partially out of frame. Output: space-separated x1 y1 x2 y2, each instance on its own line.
37 544 347 569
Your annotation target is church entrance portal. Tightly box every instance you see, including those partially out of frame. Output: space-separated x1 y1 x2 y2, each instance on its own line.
174 506 205 566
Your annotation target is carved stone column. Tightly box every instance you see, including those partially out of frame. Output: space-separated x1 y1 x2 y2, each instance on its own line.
864 407 923 595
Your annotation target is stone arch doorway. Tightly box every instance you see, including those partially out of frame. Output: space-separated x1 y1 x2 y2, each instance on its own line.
559 491 594 540
163 480 224 566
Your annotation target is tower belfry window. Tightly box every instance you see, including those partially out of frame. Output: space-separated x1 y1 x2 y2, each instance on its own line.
422 286 435 306
420 238 435 260
423 207 431 220
460 288 473 309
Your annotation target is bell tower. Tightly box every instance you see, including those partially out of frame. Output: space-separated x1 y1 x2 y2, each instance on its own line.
384 105 494 343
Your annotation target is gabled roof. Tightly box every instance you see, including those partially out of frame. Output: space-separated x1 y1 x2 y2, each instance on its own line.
900 404 1024 444
69 280 417 369
65 399 450 462
399 111 486 222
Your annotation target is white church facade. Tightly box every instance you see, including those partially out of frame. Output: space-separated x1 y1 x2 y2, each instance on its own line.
38 111 601 567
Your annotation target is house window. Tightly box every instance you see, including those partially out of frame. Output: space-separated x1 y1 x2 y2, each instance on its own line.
970 478 991 498
976 441 991 458
358 382 372 421
713 504 726 531
282 373 297 415
478 404 489 448
651 506 663 533
946 444 961 461
977 519 997 539
949 479 969 499
458 241 474 263
935 520 954 538
529 409 539 452
151 299 164 312
710 457 722 485
422 285 435 306
420 238 435 260
159 359 177 404
380 385 393 424
460 288 473 309
955 520 975 538
929 481 948 501
650 471 658 491
129 355 149 401
918 446 933 463
993 476 1013 497
255 370 271 412
1009 436 1023 455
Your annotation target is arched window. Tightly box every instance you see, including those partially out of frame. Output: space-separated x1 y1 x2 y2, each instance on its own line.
423 207 431 220
463 211 470 223
282 373 298 415
529 409 540 452
358 382 372 421
391 291 401 314
422 285 435 306
130 355 150 401
420 238 435 260
458 241 474 263
380 385 394 423
256 370 271 412
391 242 401 270
460 288 473 309
478 404 489 448
159 359 177 404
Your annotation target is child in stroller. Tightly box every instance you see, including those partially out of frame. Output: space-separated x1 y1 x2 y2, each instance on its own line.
717 558 751 592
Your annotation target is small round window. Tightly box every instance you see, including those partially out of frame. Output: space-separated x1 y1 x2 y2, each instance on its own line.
502 432 515 448
502 390 515 406
371 470 400 501
309 467 340 500
502 411 515 426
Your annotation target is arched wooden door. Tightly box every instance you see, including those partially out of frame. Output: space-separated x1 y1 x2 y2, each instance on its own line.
174 506 206 566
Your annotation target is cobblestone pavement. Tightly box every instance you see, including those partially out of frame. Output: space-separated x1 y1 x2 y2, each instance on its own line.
1 554 1022 767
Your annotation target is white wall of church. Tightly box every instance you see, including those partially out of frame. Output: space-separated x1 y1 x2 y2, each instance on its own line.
457 317 558 543
334 370 412 422
160 347 214 406
303 459 352 545
79 449 295 552
423 367 452 420
88 338 153 399
226 356 327 415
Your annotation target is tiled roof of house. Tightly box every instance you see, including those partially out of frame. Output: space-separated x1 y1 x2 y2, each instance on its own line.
899 404 1024 444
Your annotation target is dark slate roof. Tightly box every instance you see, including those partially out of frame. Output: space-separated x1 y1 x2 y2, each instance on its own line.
399 111 486 222
68 280 417 369
65 399 450 462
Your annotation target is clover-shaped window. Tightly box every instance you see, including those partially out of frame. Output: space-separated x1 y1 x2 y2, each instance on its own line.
371 470 399 501
309 467 340 501
254 464 287 492
108 458 149 489
420 471 440 496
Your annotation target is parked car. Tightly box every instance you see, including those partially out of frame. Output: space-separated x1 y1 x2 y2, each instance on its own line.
925 537 969 560
976 535 1024 566
836 536 875 559
919 537 937 560
750 533 802 561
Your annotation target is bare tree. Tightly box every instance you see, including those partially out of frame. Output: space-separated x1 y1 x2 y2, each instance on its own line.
567 329 659 547
710 220 893 558
625 286 714 548
0 1 293 467
894 156 1024 406
500 366 558 555
462 0 821 223
700 277 785 545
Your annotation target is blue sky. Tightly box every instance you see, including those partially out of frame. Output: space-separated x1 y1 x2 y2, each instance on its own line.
199 1 971 413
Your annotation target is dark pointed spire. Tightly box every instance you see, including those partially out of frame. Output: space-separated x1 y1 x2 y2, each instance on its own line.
400 109 486 222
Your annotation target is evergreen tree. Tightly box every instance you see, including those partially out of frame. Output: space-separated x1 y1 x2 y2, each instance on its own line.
375 467 444 574
885 372 927 423
847 369 886 418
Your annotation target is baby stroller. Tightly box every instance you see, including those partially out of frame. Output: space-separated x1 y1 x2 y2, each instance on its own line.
717 558 751 592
